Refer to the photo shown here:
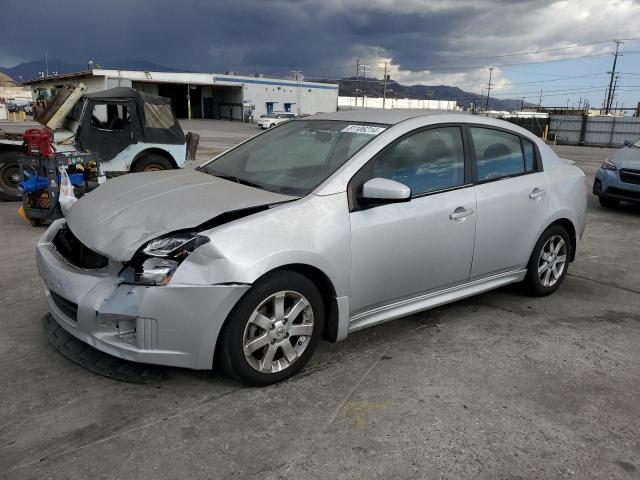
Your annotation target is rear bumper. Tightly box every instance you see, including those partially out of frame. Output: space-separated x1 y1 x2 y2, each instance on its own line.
36 220 250 370
593 168 640 203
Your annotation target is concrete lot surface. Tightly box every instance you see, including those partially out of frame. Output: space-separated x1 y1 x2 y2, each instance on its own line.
1 121 639 479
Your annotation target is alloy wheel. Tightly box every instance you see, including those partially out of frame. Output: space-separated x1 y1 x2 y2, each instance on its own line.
537 235 567 287
242 290 314 373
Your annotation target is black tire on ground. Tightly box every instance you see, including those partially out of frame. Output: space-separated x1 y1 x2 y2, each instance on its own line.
523 224 571 297
218 270 325 386
0 151 22 201
131 154 173 173
598 196 619 208
270 123 276 128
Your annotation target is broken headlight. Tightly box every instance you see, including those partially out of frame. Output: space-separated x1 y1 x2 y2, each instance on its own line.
136 257 180 286
131 233 210 285
143 233 209 258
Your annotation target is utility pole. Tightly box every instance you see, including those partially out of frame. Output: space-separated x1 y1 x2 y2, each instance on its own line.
360 64 370 108
485 67 494 111
356 59 360 107
605 40 623 115
45 51 49 78
291 70 303 115
609 74 620 114
538 89 542 110
381 62 389 109
520 98 524 112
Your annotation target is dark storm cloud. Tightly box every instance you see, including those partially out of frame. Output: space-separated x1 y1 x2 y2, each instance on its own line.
0 0 636 81
0 0 506 74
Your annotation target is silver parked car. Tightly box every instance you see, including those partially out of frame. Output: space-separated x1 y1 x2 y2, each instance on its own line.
36 111 587 385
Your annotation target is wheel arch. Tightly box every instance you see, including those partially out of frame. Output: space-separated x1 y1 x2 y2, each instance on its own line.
130 147 177 171
549 218 577 262
215 262 341 359
271 264 340 342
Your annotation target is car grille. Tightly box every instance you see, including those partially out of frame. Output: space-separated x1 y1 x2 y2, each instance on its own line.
619 169 640 186
607 187 640 200
50 290 78 321
52 226 109 269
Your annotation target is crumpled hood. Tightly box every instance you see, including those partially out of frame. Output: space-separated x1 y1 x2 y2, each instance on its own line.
66 169 296 261
613 147 640 169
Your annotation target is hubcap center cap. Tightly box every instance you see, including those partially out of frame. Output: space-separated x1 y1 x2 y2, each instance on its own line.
272 321 287 340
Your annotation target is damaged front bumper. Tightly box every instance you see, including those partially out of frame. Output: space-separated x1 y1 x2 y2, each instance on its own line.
36 219 250 370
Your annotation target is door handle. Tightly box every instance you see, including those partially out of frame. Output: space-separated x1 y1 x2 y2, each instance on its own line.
450 207 474 220
529 188 546 200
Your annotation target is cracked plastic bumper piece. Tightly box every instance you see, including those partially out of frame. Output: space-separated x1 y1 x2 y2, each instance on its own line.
36 220 250 370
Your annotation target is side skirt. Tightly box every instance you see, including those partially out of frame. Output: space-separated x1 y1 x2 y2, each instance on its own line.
348 269 527 333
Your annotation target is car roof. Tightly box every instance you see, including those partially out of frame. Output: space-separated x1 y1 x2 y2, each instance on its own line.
305 109 540 139
307 109 465 125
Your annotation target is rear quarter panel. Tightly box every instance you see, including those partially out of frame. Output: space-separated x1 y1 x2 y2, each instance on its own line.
541 158 587 252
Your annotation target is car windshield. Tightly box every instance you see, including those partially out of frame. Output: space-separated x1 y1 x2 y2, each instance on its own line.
200 120 387 196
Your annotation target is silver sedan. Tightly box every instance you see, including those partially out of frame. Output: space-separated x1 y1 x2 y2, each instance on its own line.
36 110 587 385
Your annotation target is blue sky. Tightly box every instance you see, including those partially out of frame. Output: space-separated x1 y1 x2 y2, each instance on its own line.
1 0 639 109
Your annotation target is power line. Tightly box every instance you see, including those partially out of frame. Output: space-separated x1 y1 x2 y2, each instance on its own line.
470 36 640 60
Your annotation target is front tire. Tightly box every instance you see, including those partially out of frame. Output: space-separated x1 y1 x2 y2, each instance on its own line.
131 154 173 172
598 196 619 208
218 271 324 386
523 224 571 296
0 151 22 201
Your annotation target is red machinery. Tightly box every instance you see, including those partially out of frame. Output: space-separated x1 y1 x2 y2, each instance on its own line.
22 128 57 158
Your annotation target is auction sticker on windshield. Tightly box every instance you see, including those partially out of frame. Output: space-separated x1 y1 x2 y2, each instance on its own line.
341 125 386 135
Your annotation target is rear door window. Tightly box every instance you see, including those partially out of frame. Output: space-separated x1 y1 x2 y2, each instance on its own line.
470 127 526 181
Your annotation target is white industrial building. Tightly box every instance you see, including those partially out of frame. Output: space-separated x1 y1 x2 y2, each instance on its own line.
24 69 339 122
338 96 460 111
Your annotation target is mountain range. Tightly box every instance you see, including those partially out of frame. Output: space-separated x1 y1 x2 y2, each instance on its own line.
1 58 530 111
313 77 534 111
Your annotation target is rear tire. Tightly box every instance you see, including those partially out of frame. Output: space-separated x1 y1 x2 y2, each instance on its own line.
523 224 571 296
0 151 21 201
218 271 324 386
131 154 173 173
598 196 619 208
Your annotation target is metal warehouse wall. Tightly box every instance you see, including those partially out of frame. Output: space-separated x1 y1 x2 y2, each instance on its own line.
549 115 640 147
244 83 338 119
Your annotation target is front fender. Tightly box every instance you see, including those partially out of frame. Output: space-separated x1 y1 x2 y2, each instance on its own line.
170 193 352 298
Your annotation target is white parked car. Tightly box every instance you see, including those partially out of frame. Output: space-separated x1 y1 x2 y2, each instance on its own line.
257 112 297 129
37 111 587 385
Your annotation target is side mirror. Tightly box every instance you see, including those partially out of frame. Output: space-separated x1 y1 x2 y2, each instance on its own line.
624 139 631 147
361 177 411 204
